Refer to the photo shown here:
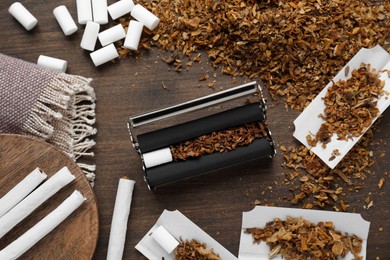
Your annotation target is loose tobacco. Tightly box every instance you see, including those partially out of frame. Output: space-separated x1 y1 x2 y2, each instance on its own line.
170 122 269 160
173 239 221 260
282 127 376 211
306 64 386 148
129 0 389 110
245 216 363 260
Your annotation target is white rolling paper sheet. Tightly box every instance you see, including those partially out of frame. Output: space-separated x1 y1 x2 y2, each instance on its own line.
135 210 238 260
293 45 390 169
238 206 370 260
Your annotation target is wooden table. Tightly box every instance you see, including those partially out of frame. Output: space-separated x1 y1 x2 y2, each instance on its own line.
1 1 389 259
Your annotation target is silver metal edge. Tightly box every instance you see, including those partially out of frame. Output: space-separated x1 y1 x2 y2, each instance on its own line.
128 81 259 128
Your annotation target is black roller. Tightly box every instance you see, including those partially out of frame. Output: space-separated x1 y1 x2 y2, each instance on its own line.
144 138 274 189
137 103 265 153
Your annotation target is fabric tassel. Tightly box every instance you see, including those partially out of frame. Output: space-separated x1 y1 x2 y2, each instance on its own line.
0 53 97 185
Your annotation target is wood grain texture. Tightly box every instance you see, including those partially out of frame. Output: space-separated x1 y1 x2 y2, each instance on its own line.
0 134 98 259
0 1 389 259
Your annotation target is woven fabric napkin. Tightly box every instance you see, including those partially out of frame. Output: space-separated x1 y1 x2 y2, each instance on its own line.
0 53 96 184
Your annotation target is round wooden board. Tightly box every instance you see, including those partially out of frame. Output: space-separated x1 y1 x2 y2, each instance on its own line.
0 134 99 259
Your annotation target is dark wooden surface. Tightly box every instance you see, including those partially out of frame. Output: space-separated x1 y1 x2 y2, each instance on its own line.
1 1 389 259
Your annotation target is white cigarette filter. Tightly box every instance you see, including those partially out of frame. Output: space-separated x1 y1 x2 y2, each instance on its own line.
151 225 179 254
106 178 135 260
123 20 143 50
131 4 160 31
92 0 108 24
53 5 78 36
90 43 119 66
142 147 173 169
0 190 86 260
37 55 67 73
98 24 126 46
80 21 100 51
8 2 38 31
76 0 93 24
107 0 135 20
0 166 75 239
0 168 47 219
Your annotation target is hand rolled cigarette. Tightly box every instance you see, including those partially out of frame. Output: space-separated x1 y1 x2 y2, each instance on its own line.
0 168 47 218
106 177 135 260
0 166 75 239
0 190 86 260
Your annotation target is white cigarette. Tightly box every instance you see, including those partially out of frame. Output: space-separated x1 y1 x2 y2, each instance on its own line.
80 21 100 51
92 0 108 24
0 190 86 260
0 168 47 219
142 147 173 168
107 0 135 20
8 2 38 31
151 225 179 254
53 5 78 36
37 55 67 72
0 166 75 239
76 0 93 24
123 20 143 50
106 177 135 260
90 43 119 67
131 4 159 30
98 24 126 46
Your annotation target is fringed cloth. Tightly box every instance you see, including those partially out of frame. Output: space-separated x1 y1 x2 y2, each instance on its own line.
0 53 96 185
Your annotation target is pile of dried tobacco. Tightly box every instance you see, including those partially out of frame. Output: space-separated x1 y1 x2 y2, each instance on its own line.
282 127 376 211
170 122 269 160
245 216 363 260
127 0 388 110
173 239 221 260
307 64 386 148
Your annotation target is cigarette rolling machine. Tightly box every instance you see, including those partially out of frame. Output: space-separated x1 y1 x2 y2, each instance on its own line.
128 81 276 189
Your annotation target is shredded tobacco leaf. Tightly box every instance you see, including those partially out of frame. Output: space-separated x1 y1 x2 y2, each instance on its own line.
170 121 269 160
307 64 386 148
174 239 221 260
118 0 389 110
245 216 363 260
282 128 376 210
112 1 389 212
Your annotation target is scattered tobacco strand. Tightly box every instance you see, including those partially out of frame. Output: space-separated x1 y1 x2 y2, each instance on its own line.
378 177 385 189
170 121 269 160
245 216 363 260
124 0 389 110
306 63 386 148
174 239 221 260
282 127 376 210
